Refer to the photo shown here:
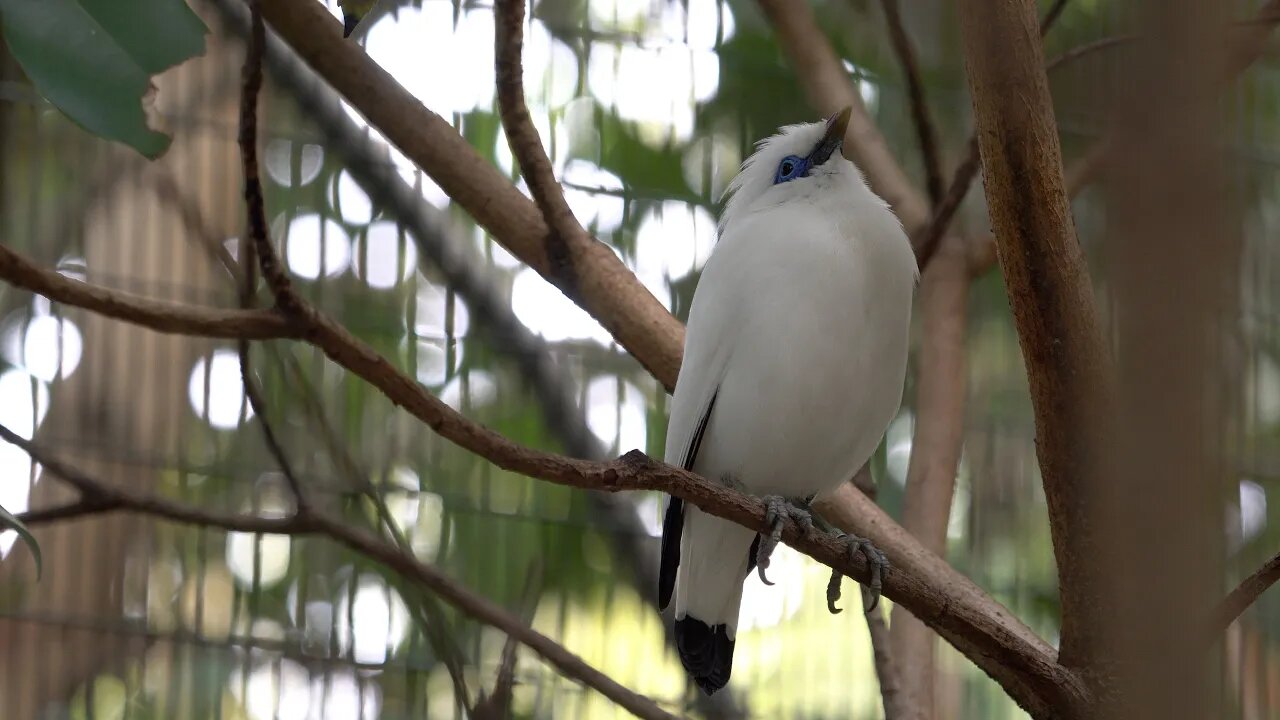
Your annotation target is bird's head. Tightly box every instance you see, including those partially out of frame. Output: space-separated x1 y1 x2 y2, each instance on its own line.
718 107 862 232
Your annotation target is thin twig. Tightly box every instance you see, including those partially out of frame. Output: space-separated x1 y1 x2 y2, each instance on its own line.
877 0 943 205
474 560 544 720
0 241 292 338
913 0 1075 269
237 1 311 516
2 424 679 720
1045 35 1137 74
1039 0 1071 34
1213 551 1280 636
239 1 303 316
863 586 908 720
754 0 931 230
493 0 585 297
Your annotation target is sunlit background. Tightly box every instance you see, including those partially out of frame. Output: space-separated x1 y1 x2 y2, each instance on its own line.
1 0 1280 718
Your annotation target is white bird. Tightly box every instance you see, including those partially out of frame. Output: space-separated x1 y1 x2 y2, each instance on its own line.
658 108 918 694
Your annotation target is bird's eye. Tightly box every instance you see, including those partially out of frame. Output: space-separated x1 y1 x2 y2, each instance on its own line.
774 155 806 184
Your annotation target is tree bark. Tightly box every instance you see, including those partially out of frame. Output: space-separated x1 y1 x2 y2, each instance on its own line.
1098 0 1233 715
889 235 971 720
955 0 1114 676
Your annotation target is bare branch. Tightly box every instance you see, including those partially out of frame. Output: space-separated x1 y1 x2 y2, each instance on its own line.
912 138 980 269
253 0 684 390
863 586 908 720
3 427 678 720
0 239 1076 713
234 3 313 517
876 0 943 206
913 0 1075 269
1040 0 1071 33
957 0 1114 675
493 0 586 297
0 242 294 340
1045 35 1137 74
1214 552 1280 636
754 0 931 231
889 239 971 719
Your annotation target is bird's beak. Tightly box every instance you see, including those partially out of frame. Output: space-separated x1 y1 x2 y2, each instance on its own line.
808 106 852 167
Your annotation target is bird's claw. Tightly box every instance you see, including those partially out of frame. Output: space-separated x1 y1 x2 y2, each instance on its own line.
755 495 814 586
825 531 890 614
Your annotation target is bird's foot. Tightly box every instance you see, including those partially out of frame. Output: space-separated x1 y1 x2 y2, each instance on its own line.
755 495 815 586
826 531 890 614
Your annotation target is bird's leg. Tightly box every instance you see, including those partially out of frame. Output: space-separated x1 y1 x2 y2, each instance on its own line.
754 495 816 586
825 528 890 614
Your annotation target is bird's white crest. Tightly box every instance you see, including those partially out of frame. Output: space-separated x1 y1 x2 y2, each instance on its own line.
661 111 918 694
718 120 874 236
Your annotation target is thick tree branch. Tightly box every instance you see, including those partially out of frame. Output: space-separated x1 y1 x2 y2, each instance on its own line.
2 426 677 720
914 1 1074 270
956 0 1113 674
0 240 1078 714
754 0 931 231
254 0 684 390
876 0 943 206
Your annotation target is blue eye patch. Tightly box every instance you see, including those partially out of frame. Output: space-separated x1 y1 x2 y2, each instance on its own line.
774 154 809 184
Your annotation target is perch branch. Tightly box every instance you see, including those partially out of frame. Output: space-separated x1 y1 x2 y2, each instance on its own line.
0 239 1081 715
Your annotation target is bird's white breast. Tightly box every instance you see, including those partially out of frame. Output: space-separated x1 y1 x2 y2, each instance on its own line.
668 189 916 498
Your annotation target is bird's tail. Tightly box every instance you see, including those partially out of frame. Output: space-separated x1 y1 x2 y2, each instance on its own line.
671 506 755 694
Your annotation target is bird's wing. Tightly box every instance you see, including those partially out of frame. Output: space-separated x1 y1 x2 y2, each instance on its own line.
657 244 746 611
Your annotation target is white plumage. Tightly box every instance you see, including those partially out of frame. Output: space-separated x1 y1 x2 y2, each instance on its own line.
658 109 918 694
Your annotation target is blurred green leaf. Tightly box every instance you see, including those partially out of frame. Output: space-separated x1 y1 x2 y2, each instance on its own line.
0 0 207 157
0 501 39 578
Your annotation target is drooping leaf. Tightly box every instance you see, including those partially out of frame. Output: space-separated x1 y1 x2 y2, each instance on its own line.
0 0 208 158
0 501 40 578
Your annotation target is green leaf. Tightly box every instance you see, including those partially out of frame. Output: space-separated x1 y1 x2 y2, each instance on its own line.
0 502 40 578
0 0 208 158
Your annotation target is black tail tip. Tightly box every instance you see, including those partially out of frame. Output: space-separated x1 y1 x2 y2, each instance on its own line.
674 616 734 695
342 13 359 37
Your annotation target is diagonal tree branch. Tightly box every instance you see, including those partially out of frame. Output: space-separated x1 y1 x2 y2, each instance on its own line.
876 0 943 206
0 239 1081 716
254 0 684 390
1214 550 1280 637
1 424 678 720
754 0 931 231
913 0 1074 269
223 7 748 711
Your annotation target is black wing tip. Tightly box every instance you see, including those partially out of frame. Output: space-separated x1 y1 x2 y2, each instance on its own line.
674 616 734 694
342 13 360 37
658 497 684 610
